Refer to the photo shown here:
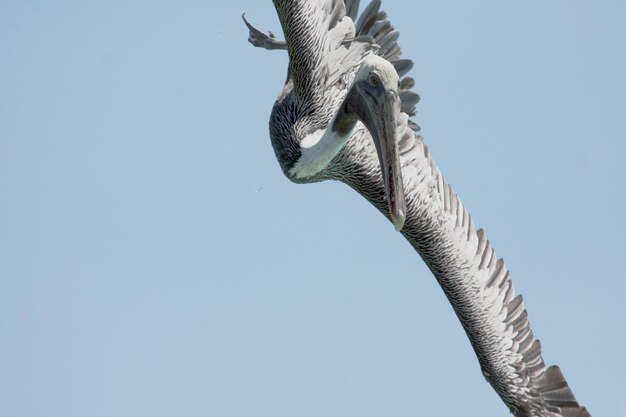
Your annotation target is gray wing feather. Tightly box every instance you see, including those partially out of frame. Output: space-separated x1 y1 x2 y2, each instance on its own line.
345 0 361 21
354 0 380 34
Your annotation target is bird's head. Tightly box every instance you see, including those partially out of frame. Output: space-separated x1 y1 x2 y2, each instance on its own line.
334 55 406 231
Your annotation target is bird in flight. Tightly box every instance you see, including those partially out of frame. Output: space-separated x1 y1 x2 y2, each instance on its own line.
244 1 590 416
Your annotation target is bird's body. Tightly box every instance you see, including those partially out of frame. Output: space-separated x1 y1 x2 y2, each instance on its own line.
246 1 590 416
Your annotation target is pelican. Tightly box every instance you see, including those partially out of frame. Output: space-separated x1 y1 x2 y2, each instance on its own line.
244 1 590 416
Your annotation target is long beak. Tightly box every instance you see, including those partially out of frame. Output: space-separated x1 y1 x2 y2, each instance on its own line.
371 91 406 231
341 83 407 231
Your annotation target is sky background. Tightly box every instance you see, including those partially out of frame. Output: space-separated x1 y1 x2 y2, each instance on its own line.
1 1 625 416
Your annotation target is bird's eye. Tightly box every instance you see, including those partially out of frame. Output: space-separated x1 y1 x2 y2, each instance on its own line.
368 73 380 86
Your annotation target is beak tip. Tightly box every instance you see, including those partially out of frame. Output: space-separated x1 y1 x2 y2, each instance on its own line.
392 211 405 232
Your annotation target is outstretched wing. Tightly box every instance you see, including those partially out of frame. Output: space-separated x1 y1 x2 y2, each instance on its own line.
335 2 590 417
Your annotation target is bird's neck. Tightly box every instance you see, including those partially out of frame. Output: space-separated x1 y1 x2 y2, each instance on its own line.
288 95 359 181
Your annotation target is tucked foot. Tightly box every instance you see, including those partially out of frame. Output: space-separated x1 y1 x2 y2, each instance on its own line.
242 14 287 50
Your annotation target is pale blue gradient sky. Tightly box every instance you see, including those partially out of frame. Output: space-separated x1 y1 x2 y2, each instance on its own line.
1 1 625 417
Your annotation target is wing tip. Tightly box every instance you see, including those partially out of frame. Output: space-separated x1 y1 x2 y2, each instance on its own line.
533 365 591 417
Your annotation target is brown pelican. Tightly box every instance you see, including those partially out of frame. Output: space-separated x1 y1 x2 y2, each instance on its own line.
244 1 590 416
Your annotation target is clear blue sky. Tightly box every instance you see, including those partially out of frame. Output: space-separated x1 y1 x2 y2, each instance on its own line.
1 1 624 416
